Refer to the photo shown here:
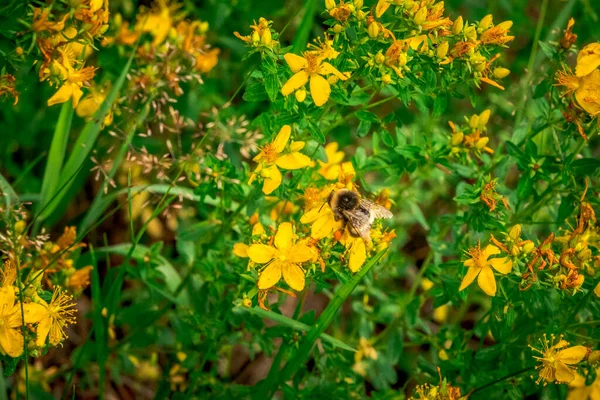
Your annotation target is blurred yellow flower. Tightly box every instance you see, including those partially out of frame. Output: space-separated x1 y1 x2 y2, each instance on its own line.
318 142 345 180
246 222 312 291
195 48 220 73
576 43 600 77
459 243 512 296
136 0 179 47
24 288 76 347
67 266 94 292
281 52 348 106
249 125 311 194
32 8 67 33
75 83 113 125
234 18 277 48
479 20 514 45
530 334 588 385
568 368 600 399
556 68 600 117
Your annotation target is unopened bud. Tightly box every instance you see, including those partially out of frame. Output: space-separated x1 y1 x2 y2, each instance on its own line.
327 75 339 85
14 220 26 234
469 114 479 129
436 41 449 59
452 16 463 35
357 10 366 20
464 25 477 40
493 67 510 79
295 89 307 102
522 241 535 254
375 52 385 64
325 0 336 10
475 137 489 149
354 0 363 8
414 7 427 25
368 22 380 38
451 132 464 145
261 29 272 45
479 14 493 32
398 52 408 66
251 30 260 43
382 74 392 85
508 224 521 241
589 350 600 364
479 109 491 126
333 24 343 33
242 298 252 308
510 245 520 256
496 20 513 32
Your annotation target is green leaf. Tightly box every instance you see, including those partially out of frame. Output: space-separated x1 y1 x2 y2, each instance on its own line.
0 173 18 218
378 130 394 147
307 121 325 143
433 93 448 117
264 74 279 102
291 0 317 53
517 173 533 199
357 120 371 137
238 307 355 352
243 81 269 102
355 110 379 123
538 41 556 60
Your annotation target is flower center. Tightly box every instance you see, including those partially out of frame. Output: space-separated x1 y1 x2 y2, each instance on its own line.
260 143 279 164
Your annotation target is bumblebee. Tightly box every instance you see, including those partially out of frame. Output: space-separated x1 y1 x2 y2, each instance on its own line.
327 189 393 241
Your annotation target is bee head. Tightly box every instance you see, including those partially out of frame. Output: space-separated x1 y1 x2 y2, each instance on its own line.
336 189 359 211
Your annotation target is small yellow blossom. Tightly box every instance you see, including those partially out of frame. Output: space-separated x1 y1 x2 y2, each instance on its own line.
352 337 378 376
76 83 113 125
46 50 96 107
24 288 77 347
568 368 600 400
318 142 345 180
32 8 67 33
281 52 348 106
135 0 180 47
67 266 94 292
530 334 588 385
195 48 220 73
246 222 313 291
249 125 311 194
459 243 512 296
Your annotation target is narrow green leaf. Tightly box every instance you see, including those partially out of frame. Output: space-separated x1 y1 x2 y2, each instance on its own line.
239 306 355 351
291 0 317 54
264 73 279 102
307 121 325 143
0 173 18 218
38 102 73 216
40 48 137 221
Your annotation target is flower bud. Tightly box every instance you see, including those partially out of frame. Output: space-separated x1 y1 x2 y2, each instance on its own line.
451 146 460 154
493 67 510 79
496 21 513 32
252 222 265 236
368 22 380 38
436 41 449 59
14 220 26 234
381 73 392 85
261 29 272 46
16 46 24 56
479 14 493 32
249 213 259 225
327 75 339 85
290 141 305 151
347 4 355 12
452 16 463 35
325 0 336 10
508 224 521 241
242 298 252 308
438 349 449 361
469 114 479 129
251 30 260 43
451 132 464 145
354 0 363 8
589 350 600 364
479 109 491 126
522 241 535 254
405 0 414 8
295 88 307 102
333 24 343 33
510 245 520 256
464 25 477 40
398 52 408 66
357 10 366 20
414 7 427 25
375 51 385 64
475 137 489 149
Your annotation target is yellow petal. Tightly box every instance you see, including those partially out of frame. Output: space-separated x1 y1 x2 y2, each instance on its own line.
247 244 277 264
261 165 282 195
489 257 512 274
273 125 291 153
71 85 83 108
483 244 501 258
320 62 348 81
252 223 265 236
275 222 293 251
23 302 48 324
275 152 311 170
281 71 309 96
558 346 589 365
287 244 313 263
311 214 335 239
348 239 367 272
47 83 74 106
0 326 24 357
555 362 576 383
477 267 496 296
282 262 305 291
233 243 249 258
459 266 480 291
595 281 600 298
300 207 323 224
49 319 66 345
310 74 331 107
258 262 282 289
75 94 101 117
375 0 390 18
284 53 308 73
576 44 600 77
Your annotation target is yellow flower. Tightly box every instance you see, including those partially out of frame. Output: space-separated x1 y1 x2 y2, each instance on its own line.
0 74 19 105
556 68 600 117
340 230 368 272
352 337 378 376
568 368 600 399
32 8 67 33
0 260 26 358
249 125 311 194
301 200 345 240
281 52 348 106
246 222 313 291
24 288 76 347
479 20 514 45
459 243 512 296
234 18 277 48
67 266 94 292
75 83 113 125
135 0 179 47
195 48 220 73
530 334 589 385
576 43 600 77
318 142 345 180
47 51 96 107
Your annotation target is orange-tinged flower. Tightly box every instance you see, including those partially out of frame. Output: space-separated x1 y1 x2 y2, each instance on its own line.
479 20 514 45
576 43 600 77
318 142 345 180
568 368 600 400
135 0 179 47
246 223 312 291
249 125 311 194
560 18 577 49
234 18 277 48
195 48 220 73
530 334 589 385
281 52 348 106
32 8 67 33
459 243 512 296
67 266 94 292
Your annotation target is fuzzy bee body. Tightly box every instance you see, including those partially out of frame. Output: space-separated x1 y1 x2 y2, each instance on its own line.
327 189 393 241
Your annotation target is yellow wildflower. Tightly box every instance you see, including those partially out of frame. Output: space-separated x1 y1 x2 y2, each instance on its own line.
352 337 378 376
375 0 390 18
301 187 345 239
318 142 345 180
556 68 600 117
340 230 368 272
32 8 67 33
281 52 348 106
135 0 179 47
46 51 96 107
246 222 313 291
479 20 514 46
459 243 512 296
234 18 277 48
67 266 94 292
576 43 600 77
24 288 77 347
530 334 589 385
249 125 311 194
0 260 26 358
75 83 113 125
568 368 600 400
195 48 220 73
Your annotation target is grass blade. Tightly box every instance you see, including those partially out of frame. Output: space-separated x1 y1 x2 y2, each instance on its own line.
239 306 356 352
292 0 317 53
0 172 18 218
39 48 137 221
38 101 73 216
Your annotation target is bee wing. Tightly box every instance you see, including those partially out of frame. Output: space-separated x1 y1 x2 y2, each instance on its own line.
358 199 393 219
342 209 372 241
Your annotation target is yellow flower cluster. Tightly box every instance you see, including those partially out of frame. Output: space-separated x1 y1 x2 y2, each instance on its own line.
0 260 76 359
409 367 463 400
449 109 494 158
32 1 109 107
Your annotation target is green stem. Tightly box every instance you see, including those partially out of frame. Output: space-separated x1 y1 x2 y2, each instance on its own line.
470 366 536 395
